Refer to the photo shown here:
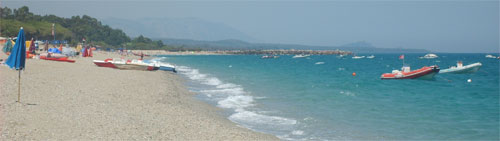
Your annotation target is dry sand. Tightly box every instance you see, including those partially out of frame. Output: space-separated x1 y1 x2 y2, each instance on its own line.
0 51 277 140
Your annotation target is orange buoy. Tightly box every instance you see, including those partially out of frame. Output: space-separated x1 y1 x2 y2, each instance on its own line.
352 72 356 76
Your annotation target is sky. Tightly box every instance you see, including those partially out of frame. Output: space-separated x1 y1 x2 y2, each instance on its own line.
1 0 499 53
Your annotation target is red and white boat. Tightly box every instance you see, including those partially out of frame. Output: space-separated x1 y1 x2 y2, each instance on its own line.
93 58 117 68
381 65 440 80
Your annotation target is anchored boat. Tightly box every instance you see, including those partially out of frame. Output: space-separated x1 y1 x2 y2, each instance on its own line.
485 54 497 58
261 55 279 59
352 56 365 59
419 54 438 59
381 65 440 80
440 62 481 74
293 54 310 58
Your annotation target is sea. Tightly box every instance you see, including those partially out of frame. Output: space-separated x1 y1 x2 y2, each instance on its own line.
156 53 499 140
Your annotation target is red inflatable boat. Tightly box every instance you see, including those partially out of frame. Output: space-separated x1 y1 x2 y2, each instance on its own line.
40 56 75 63
381 65 440 80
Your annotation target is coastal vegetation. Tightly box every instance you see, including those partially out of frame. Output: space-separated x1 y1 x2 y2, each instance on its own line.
0 6 170 50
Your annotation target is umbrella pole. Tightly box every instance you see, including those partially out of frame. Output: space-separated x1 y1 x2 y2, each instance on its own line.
18 70 21 102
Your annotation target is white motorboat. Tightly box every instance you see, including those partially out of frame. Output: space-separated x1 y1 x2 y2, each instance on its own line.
366 55 375 59
485 54 497 58
419 54 438 59
261 55 279 59
293 54 310 58
352 56 365 59
315 62 325 65
440 62 482 74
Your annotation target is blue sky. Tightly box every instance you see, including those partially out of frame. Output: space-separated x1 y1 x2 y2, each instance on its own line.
2 0 498 53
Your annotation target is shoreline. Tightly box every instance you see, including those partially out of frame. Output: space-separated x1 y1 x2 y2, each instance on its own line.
0 51 277 140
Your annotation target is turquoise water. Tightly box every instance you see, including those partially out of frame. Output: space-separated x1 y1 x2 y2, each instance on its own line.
158 53 499 140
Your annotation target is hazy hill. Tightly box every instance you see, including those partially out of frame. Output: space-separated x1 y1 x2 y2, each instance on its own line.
156 38 430 53
102 17 255 42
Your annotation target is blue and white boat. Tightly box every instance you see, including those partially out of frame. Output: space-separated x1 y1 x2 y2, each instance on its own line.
440 62 482 74
143 60 177 73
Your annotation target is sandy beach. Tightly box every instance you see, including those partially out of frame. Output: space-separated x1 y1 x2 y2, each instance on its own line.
0 50 277 140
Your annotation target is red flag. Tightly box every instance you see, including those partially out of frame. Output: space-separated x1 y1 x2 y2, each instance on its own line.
399 55 404 59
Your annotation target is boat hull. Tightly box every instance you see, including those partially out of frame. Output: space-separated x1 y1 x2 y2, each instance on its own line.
159 66 176 72
381 66 440 80
440 63 482 74
93 60 117 68
114 63 159 71
40 56 75 63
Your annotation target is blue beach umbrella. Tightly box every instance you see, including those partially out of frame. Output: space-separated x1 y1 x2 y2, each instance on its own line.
5 27 26 102
6 27 26 70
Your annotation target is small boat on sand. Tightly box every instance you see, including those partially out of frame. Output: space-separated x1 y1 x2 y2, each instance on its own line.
293 54 310 58
143 60 177 72
440 62 481 74
381 65 440 80
112 59 159 71
40 56 75 63
157 63 176 72
39 53 67 58
419 54 438 59
93 58 117 68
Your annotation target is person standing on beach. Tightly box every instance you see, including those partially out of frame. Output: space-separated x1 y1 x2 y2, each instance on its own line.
44 41 49 52
29 38 36 54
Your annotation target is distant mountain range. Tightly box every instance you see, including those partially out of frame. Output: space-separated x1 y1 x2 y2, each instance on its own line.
102 17 429 53
101 17 255 42
155 38 430 53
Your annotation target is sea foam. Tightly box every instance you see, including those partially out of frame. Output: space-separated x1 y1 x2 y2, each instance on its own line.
173 64 298 139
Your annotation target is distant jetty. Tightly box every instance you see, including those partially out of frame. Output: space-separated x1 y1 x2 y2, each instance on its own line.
213 49 352 55
129 49 352 55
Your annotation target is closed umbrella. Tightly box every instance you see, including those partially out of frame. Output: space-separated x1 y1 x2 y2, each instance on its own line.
5 27 26 102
